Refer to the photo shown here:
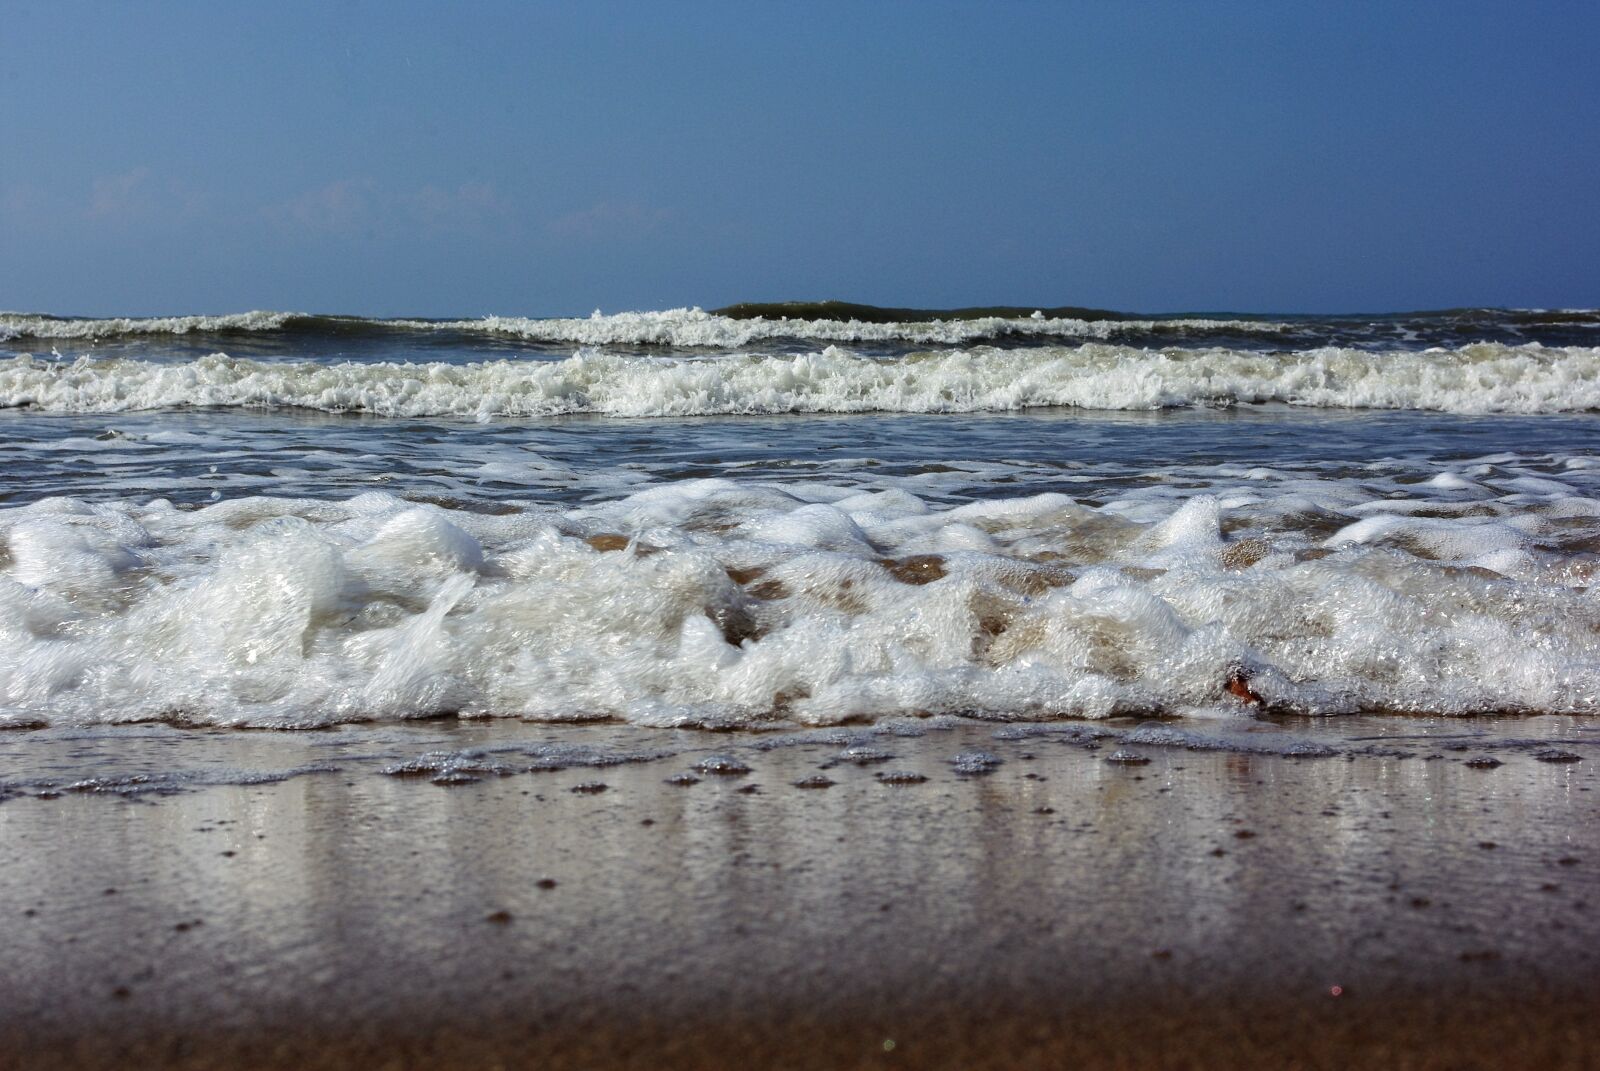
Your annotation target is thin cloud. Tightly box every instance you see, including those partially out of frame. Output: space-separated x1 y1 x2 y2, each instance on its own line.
405 182 513 236
547 200 673 240
267 179 375 235
3 169 207 235
265 179 514 239
87 167 153 219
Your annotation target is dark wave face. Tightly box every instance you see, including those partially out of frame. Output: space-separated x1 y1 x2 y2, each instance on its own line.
3 304 1599 364
713 301 1600 350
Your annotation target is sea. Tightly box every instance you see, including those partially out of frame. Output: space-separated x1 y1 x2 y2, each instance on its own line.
1 303 1598 744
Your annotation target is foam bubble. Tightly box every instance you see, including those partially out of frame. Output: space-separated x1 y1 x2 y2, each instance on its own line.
1 455 1598 729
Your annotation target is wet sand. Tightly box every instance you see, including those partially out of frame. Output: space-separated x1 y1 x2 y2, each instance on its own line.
2 718 1598 1069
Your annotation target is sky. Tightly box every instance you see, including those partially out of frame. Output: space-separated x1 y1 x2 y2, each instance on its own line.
3 0 1597 317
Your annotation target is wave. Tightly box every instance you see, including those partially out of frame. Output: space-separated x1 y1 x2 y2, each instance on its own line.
0 307 1292 347
0 310 301 342
413 308 1302 348
2 343 1597 417
8 304 1596 349
2 476 1596 728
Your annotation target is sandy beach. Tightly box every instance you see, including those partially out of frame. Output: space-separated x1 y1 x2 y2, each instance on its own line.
9 2 1600 1066
3 716 1597 1070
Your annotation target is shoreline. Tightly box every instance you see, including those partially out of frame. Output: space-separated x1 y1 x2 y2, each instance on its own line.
3 718 1597 1069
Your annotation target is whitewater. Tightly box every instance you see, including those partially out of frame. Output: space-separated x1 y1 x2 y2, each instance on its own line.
3 342 1600 417
1 304 1598 728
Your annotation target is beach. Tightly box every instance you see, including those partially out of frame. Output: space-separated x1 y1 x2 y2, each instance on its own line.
10 2 1600 1063
2 306 1599 1067
3 714 1597 1069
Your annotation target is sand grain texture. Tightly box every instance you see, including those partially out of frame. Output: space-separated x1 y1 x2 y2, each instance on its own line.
1 720 1596 1070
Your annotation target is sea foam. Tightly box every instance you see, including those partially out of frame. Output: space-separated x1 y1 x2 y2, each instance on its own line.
402 308 1292 348
0 307 1288 346
0 310 298 342
1 467 1596 729
2 342 1597 417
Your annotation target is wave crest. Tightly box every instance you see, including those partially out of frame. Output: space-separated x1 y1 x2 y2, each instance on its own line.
409 308 1294 347
1 343 1596 418
7 305 1598 349
0 306 1291 347
0 310 300 342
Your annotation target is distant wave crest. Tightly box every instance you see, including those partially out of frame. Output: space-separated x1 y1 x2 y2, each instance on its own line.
405 308 1296 347
0 310 300 342
1 306 1294 347
6 305 1598 348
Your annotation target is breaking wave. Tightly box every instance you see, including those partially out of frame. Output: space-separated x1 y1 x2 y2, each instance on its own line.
2 343 1597 417
5 304 1597 348
0 310 300 342
406 309 1295 348
0 307 1289 347
2 467 1596 728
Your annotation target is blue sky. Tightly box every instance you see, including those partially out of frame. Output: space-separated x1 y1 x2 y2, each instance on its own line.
3 1 1597 316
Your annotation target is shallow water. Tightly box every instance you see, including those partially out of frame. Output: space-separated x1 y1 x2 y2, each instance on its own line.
1 307 1597 729
4 718 1598 1070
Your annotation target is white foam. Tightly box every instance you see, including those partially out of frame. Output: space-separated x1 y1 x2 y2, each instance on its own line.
0 310 296 342
1 466 1596 729
404 308 1292 347
0 307 1291 347
3 342 1598 417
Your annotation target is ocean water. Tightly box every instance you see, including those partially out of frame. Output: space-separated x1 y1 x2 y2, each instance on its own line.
2 305 1598 731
